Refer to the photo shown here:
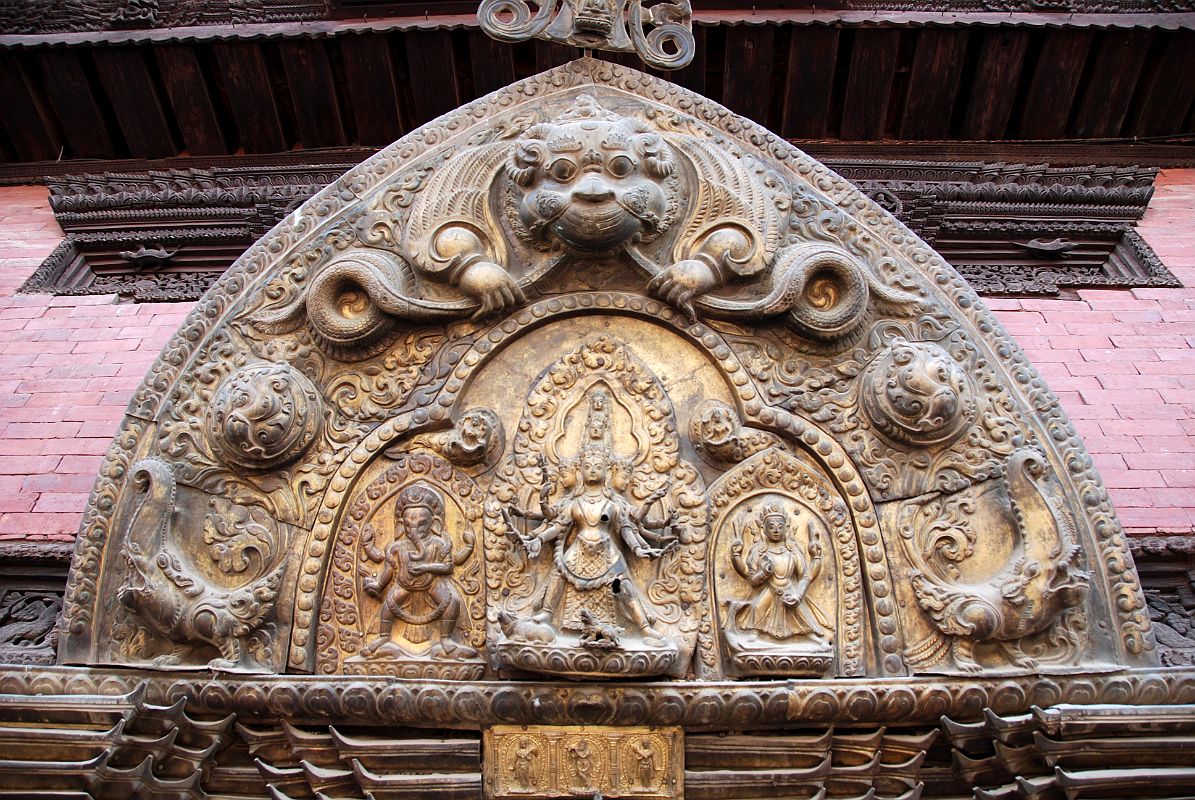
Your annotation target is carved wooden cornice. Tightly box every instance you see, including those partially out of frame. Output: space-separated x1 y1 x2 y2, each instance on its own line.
19 157 1176 302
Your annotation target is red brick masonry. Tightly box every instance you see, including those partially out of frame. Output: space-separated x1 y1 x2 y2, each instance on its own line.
0 172 1193 541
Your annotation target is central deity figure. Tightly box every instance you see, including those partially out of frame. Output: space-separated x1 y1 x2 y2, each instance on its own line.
510 387 676 645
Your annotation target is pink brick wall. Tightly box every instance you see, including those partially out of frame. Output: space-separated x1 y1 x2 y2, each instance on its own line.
0 172 1193 541
0 187 190 542
990 170 1195 535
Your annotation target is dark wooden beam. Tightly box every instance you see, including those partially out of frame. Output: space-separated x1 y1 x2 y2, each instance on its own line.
899 28 969 140
723 24 775 126
840 27 901 140
781 26 839 139
959 29 1030 140
35 48 117 159
671 25 708 96
1017 29 1093 139
0 52 62 162
467 29 516 98
340 32 405 145
212 42 286 153
405 30 462 127
1129 30 1195 139
279 40 347 148
155 45 226 156
1070 30 1153 138
92 46 177 159
534 40 580 74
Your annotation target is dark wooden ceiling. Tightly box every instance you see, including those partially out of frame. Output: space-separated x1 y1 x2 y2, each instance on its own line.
1 13 1193 170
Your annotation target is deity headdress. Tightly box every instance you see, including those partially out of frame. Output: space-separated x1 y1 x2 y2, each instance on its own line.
395 483 445 518
583 386 613 452
762 504 788 524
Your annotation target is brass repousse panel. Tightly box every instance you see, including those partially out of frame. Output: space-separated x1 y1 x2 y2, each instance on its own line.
484 725 682 799
56 59 1156 716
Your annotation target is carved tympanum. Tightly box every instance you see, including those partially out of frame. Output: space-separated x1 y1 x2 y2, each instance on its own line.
60 61 1152 718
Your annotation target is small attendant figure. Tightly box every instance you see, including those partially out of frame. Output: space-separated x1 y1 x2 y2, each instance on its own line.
512 736 538 790
731 504 830 644
506 386 678 645
567 739 596 791
632 737 658 790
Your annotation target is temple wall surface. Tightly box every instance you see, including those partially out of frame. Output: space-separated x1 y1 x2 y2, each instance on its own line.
0 170 1193 542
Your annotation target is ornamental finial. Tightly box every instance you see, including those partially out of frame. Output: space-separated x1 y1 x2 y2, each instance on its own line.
477 0 695 70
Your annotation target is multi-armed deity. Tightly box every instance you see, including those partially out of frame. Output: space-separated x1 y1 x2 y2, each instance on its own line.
501 385 680 670
729 503 830 647
358 483 477 661
485 335 708 679
518 389 675 638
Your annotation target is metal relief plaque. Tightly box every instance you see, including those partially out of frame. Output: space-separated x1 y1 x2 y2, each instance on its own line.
484 725 682 799
58 60 1156 716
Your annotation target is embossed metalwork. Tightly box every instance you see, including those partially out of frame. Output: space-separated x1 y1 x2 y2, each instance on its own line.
487 337 702 679
709 448 856 678
318 449 487 678
891 448 1089 673
114 458 291 671
478 0 694 70
207 362 323 470
44 62 1176 793
0 674 1192 797
860 338 976 447
485 725 682 799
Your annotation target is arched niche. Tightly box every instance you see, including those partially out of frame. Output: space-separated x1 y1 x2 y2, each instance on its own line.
57 59 1155 712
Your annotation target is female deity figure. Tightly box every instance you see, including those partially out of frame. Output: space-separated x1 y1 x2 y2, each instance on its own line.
360 483 477 659
731 504 830 644
507 387 678 646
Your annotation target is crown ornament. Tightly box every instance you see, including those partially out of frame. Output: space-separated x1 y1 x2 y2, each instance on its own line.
477 0 695 71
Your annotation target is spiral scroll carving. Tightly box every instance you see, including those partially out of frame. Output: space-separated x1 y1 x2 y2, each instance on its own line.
207 362 323 470
861 339 976 448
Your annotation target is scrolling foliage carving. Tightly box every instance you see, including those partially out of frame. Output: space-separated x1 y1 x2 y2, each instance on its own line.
58 59 1153 710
